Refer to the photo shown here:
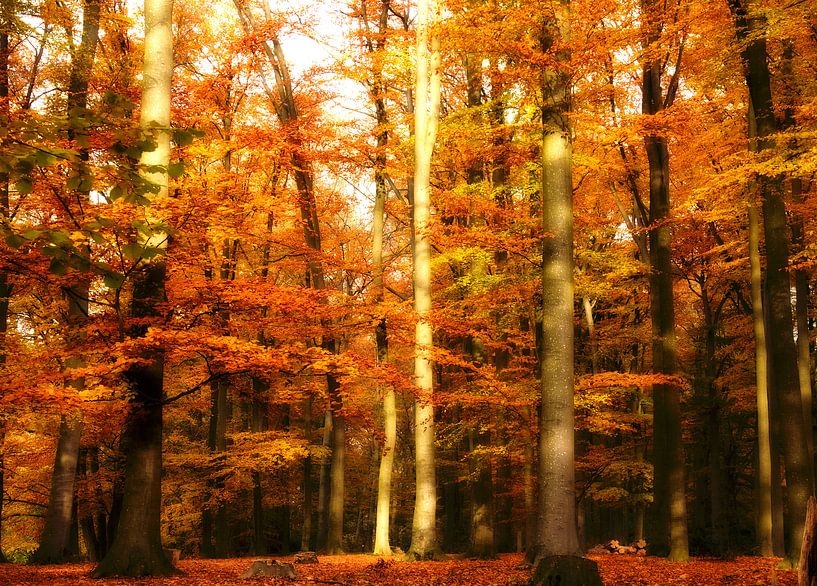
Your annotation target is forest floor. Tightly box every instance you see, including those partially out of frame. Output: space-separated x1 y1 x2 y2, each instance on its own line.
0 552 797 585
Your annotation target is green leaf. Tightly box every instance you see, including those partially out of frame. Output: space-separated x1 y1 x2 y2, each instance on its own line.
103 273 125 290
109 184 124 200
22 229 43 240
168 161 186 178
47 231 72 246
48 258 68 276
172 129 197 147
90 231 106 244
15 177 33 194
67 175 82 191
122 242 143 261
5 233 24 248
142 245 164 259
33 150 56 166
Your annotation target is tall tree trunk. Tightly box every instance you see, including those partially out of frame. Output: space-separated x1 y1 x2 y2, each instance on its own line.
749 188 774 556
34 418 83 563
367 0 397 555
326 372 346 554
92 0 174 575
640 0 688 561
534 0 580 560
407 0 441 560
728 0 815 565
250 379 268 555
34 0 100 563
301 396 313 551
232 2 345 551
0 7 14 564
316 409 332 549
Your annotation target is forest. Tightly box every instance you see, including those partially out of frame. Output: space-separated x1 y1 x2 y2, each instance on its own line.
0 0 816 583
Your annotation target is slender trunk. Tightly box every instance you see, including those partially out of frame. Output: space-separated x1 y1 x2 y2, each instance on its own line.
469 427 495 558
316 409 332 549
524 427 536 559
370 0 396 552
749 192 774 556
93 0 174 575
373 325 396 554
79 450 100 562
232 3 344 551
301 397 313 551
407 0 441 560
250 381 268 554
791 178 813 465
728 0 815 564
0 19 7 563
326 375 345 553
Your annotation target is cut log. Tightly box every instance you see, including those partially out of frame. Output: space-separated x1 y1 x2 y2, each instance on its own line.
240 560 297 580
294 551 319 564
799 496 817 586
530 555 603 586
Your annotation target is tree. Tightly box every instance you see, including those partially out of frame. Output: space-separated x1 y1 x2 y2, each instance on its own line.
407 0 441 561
727 0 815 566
640 0 689 561
534 0 580 560
92 0 175 575
33 0 101 564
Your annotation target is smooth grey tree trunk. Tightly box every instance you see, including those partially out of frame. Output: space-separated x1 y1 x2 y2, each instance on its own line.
407 0 441 561
534 0 581 560
92 0 175 575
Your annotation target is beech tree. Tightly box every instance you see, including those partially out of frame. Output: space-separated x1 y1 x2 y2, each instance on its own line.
92 0 175 575
408 0 441 561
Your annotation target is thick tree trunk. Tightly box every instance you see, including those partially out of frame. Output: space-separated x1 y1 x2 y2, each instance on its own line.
534 1 581 560
92 266 174 577
640 0 688 560
469 428 495 558
33 417 82 563
728 0 815 565
34 0 100 563
92 0 174 575
407 0 441 560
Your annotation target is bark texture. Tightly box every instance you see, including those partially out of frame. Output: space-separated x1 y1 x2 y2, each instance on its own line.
640 0 688 560
534 0 582 561
406 0 442 561
92 0 175 575
728 0 815 565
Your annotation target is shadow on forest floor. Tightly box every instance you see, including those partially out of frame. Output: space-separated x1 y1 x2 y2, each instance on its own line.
0 552 796 585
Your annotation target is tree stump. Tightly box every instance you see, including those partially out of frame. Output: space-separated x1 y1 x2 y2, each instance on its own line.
163 549 181 564
799 496 817 586
294 551 319 564
240 560 297 580
529 555 603 586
